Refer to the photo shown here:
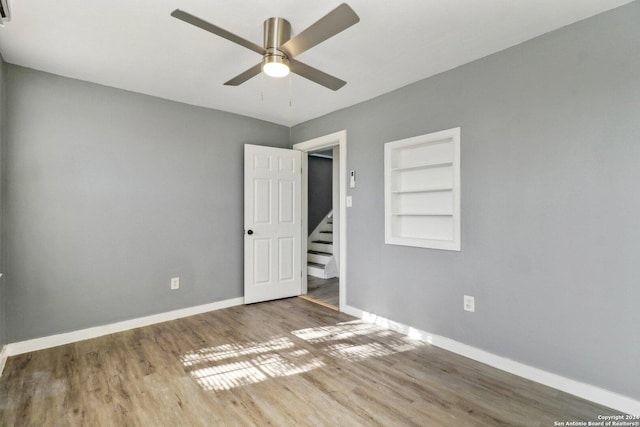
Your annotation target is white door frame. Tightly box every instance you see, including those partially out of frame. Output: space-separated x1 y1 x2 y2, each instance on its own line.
293 130 347 311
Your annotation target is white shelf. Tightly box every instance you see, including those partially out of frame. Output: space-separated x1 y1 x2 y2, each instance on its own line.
384 127 461 251
391 161 453 172
391 187 452 194
391 213 453 217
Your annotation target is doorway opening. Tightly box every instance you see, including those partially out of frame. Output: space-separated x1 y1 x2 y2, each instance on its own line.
300 149 338 309
293 131 347 312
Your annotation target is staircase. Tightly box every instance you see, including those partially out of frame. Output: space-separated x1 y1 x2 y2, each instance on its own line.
307 212 338 279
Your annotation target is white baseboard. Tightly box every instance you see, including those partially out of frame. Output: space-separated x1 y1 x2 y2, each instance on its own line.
0 345 7 378
4 297 245 358
342 304 640 416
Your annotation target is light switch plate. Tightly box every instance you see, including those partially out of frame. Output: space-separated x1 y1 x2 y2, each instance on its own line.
464 295 475 312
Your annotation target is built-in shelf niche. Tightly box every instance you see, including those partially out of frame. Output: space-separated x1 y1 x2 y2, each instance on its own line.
384 127 460 250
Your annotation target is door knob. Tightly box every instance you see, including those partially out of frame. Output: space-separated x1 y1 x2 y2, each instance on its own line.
247 230 253 235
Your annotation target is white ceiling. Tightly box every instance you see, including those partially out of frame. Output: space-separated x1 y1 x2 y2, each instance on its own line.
0 0 633 126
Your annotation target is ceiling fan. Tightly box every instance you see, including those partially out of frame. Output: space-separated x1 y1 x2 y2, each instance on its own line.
171 3 359 91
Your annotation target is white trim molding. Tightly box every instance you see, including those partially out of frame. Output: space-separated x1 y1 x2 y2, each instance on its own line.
293 130 348 311
343 305 640 416
0 345 8 377
3 297 244 359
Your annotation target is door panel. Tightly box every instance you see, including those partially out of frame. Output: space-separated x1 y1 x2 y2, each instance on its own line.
244 144 302 304
279 180 295 223
278 237 295 281
254 179 271 224
253 238 272 285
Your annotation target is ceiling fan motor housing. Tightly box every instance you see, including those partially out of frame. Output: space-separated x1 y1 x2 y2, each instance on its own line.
264 17 291 57
262 17 291 76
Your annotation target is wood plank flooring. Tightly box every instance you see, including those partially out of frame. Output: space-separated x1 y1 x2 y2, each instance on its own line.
304 275 339 308
0 298 621 426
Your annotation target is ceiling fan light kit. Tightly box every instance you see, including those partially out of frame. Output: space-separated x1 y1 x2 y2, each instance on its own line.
171 3 359 90
262 54 290 78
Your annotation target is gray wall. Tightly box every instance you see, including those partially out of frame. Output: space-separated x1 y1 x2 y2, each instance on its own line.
292 2 640 400
0 55 5 349
308 155 333 234
5 65 289 342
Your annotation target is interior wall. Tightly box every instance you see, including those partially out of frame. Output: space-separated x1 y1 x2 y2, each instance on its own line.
5 65 289 342
291 2 640 400
307 155 333 234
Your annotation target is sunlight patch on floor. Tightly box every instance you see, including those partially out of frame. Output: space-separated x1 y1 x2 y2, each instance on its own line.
293 321 423 362
327 342 397 362
182 320 422 392
181 337 294 366
184 343 324 391
190 360 268 391
290 322 385 343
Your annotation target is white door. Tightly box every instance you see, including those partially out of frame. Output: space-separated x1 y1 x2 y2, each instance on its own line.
244 144 302 304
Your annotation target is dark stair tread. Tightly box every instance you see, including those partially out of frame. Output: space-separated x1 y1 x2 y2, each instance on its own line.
307 262 325 268
312 240 332 244
308 250 332 256
320 231 332 234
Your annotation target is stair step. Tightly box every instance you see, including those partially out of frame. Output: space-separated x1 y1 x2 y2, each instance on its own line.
312 240 332 244
308 250 332 256
309 242 333 253
319 230 332 234
307 263 326 279
307 261 325 268
307 251 331 265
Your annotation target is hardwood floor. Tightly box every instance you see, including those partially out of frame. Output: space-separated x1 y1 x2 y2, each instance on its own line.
303 275 339 309
0 298 620 426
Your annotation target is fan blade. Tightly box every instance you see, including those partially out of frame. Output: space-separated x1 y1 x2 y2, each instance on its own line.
280 3 359 58
289 59 346 91
224 63 263 86
171 9 265 55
